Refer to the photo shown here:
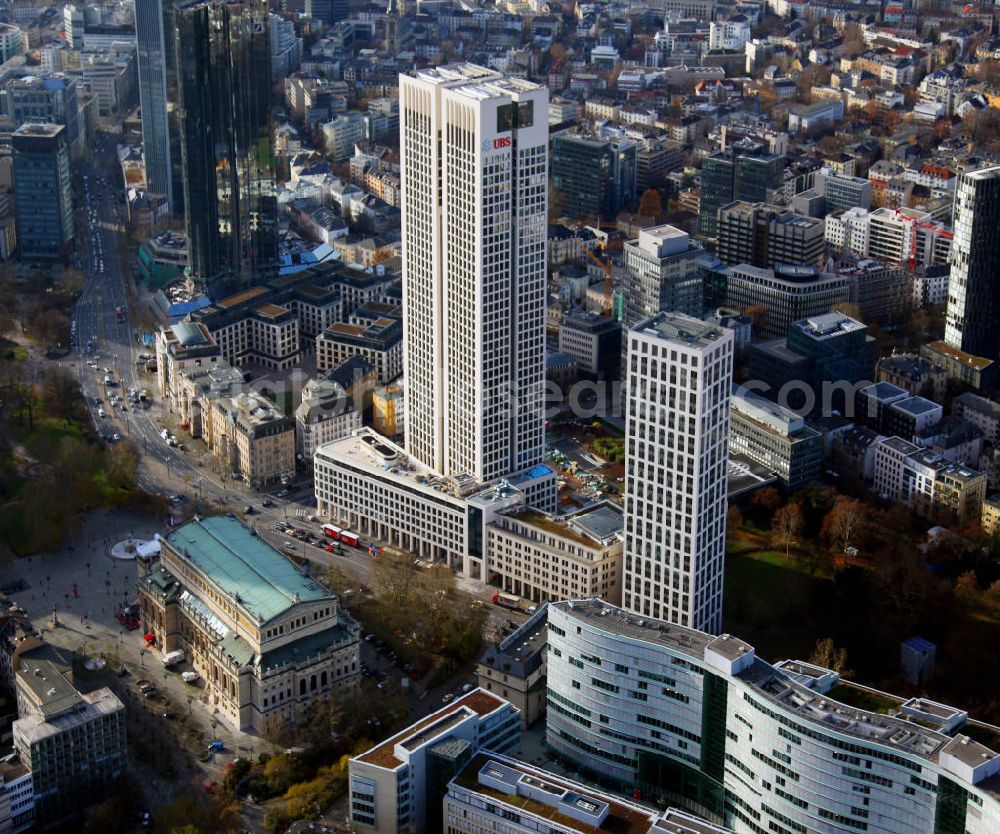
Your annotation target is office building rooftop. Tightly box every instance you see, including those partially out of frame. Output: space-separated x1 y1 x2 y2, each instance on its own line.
633 311 728 350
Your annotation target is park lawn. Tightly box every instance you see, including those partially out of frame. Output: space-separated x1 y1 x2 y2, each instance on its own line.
723 552 831 662
12 416 87 457
0 502 29 555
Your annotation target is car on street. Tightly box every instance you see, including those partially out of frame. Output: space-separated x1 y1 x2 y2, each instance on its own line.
283 541 296 550
207 740 224 752
261 499 273 507
441 693 455 704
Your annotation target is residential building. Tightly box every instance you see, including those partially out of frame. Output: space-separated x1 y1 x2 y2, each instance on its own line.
193 290 301 370
872 437 987 524
551 131 637 221
315 318 402 383
546 598 1000 834
372 381 405 438
154 321 224 401
13 661 125 829
444 752 733 834
748 312 875 414
621 225 705 343
945 166 1000 361
12 124 74 262
558 311 621 380
787 99 844 134
175 0 277 287
207 386 295 487
725 265 852 340
135 0 173 211
488 502 624 606
477 609 548 729
981 495 1000 536
920 342 995 392
295 377 361 462
730 387 822 490
0 758 33 834
400 65 549 496
698 140 784 238
321 113 367 162
624 313 734 633
348 689 521 834
314 428 556 578
0 23 25 64
137 515 361 733
268 13 301 81
715 202 825 269
877 353 949 402
824 206 952 268
954 392 1000 445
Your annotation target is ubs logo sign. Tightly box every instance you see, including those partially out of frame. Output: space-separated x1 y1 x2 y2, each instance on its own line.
483 136 512 152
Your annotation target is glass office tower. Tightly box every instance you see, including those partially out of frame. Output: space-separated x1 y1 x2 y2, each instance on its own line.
175 0 277 288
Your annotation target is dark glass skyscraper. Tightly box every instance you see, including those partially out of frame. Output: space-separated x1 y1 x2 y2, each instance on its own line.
136 0 173 213
175 0 277 288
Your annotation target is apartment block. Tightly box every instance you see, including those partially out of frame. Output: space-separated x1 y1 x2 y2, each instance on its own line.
546 599 1000 834
315 318 402 383
487 502 624 606
348 689 521 834
295 377 362 461
872 437 987 524
138 516 361 733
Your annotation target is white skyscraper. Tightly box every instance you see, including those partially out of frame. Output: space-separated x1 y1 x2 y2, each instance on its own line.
623 312 733 633
399 65 548 487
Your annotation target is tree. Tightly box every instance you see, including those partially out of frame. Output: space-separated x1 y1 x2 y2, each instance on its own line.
809 637 851 674
370 547 416 609
770 502 804 560
726 504 743 531
751 485 782 514
745 304 770 335
955 570 980 604
638 188 662 220
821 497 867 554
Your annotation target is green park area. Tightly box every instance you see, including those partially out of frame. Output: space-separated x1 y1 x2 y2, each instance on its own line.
725 484 1000 724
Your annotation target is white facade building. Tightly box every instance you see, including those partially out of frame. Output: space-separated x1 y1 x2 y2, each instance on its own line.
709 16 751 50
348 689 521 834
399 64 549 492
623 313 734 634
546 599 1000 834
826 207 952 268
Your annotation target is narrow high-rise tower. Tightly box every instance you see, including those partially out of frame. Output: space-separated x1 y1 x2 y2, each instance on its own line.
945 166 1000 360
623 312 733 633
135 0 172 213
175 0 277 288
399 65 548 486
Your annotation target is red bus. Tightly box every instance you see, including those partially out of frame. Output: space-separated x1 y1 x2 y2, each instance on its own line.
340 530 359 547
322 524 342 540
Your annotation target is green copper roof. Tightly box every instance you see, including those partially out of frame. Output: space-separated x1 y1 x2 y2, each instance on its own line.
165 516 327 624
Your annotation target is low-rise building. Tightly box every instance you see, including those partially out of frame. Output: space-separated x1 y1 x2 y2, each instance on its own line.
209 391 295 488
877 353 949 402
295 377 361 463
0 757 33 834
477 608 548 729
953 392 1000 446
138 515 361 734
730 387 823 490
981 495 1000 536
348 689 521 834
920 342 995 392
445 752 732 834
13 661 125 829
316 318 402 383
487 502 624 606
155 321 224 403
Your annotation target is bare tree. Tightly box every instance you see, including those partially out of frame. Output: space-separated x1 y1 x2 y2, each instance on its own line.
821 497 867 554
770 502 804 560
